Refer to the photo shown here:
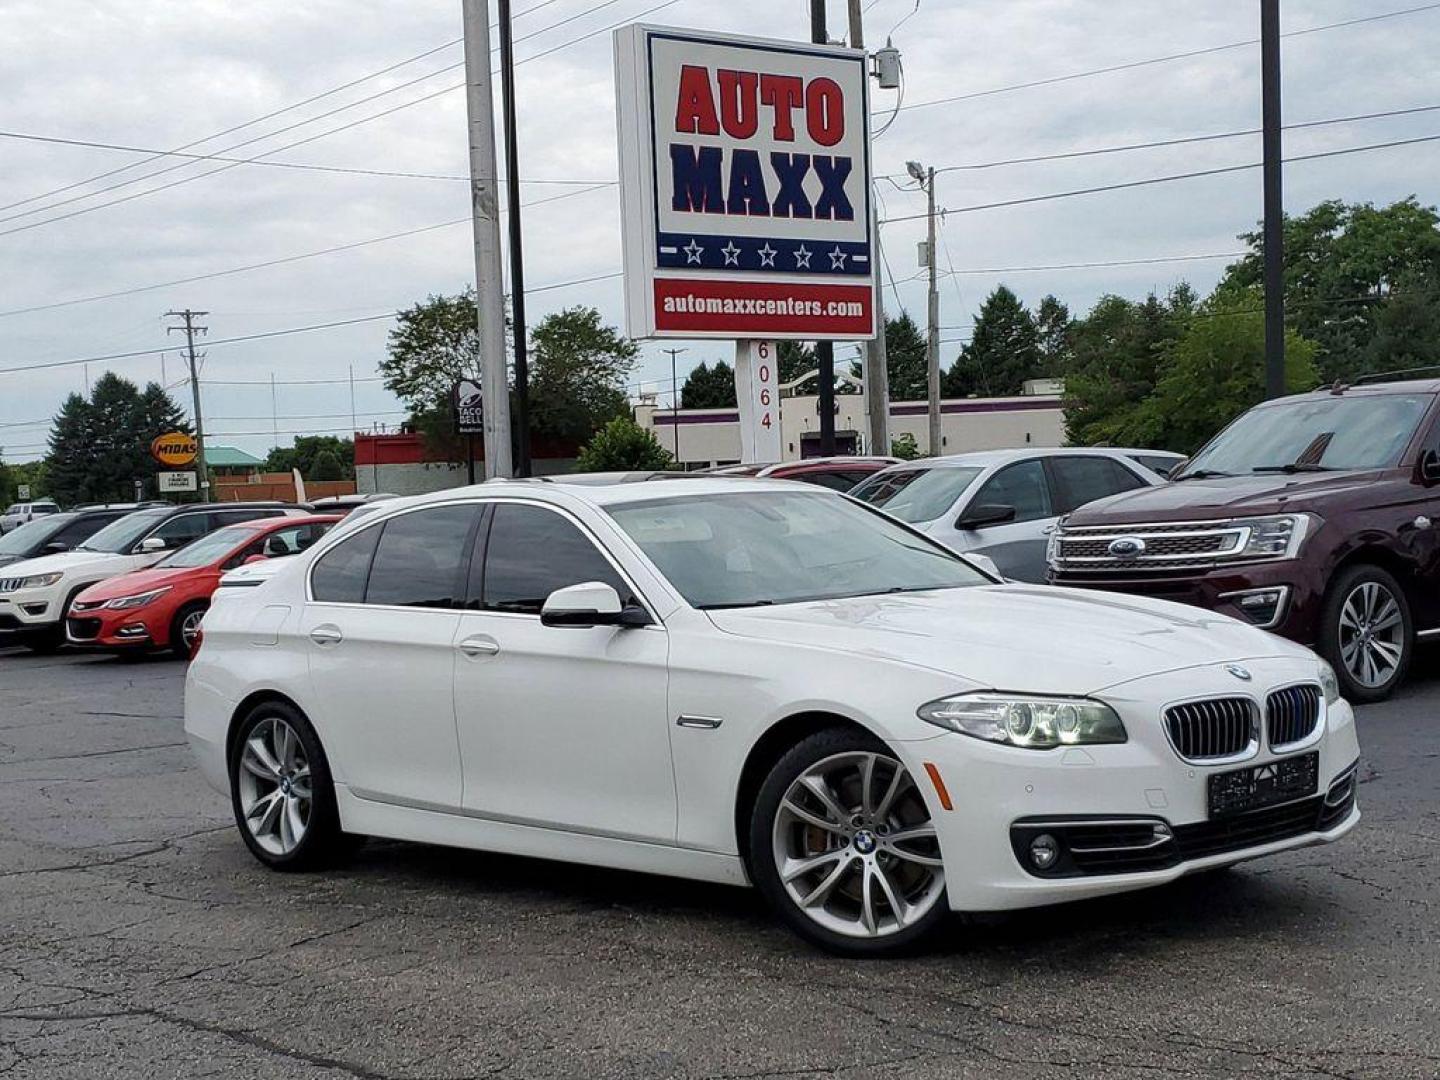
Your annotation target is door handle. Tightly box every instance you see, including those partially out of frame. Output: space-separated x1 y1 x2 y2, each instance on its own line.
458 636 500 658
309 624 343 646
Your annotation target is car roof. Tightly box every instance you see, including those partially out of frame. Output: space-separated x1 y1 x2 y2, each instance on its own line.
227 513 342 531
370 475 815 513
870 447 1174 471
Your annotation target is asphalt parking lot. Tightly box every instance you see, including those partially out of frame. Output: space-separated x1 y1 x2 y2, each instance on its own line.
1 647 1436 1080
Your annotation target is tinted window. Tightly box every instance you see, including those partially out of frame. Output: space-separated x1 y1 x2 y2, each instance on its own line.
76 509 170 553
261 523 331 558
1129 454 1181 478
797 471 869 492
479 503 631 614
971 461 1052 525
213 508 285 527
148 513 211 551
1050 456 1147 514
50 514 120 548
365 505 479 609
311 525 382 604
851 467 984 523
0 515 72 555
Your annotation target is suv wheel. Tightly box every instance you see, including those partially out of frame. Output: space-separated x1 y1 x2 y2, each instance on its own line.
748 727 949 956
1321 564 1413 703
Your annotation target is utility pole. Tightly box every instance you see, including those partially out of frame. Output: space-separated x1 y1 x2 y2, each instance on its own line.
166 309 210 498
847 0 891 459
907 162 942 455
497 0 531 476
811 0 836 456
348 365 357 436
1261 0 1286 400
462 0 514 478
663 347 687 463
270 372 279 452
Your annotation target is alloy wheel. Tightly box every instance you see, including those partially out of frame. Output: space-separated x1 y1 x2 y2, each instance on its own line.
771 751 945 940
180 610 205 652
237 716 312 856
1338 581 1405 689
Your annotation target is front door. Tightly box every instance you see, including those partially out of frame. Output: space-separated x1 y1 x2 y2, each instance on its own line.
953 459 1055 582
453 501 675 843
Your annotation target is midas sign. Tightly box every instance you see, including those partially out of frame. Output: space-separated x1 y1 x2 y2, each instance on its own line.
151 432 199 467
614 25 875 340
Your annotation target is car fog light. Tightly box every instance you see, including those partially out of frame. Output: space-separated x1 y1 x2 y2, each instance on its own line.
1029 834 1060 870
1220 586 1289 629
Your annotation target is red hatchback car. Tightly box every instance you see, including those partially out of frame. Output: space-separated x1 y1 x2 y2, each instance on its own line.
66 514 340 657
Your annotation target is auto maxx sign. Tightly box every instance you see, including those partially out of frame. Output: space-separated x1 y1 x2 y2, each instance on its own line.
614 25 875 340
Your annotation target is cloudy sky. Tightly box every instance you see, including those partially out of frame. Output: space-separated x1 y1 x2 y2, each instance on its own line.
1 0 1437 464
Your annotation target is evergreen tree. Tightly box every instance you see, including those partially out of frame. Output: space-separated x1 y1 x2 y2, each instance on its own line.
43 376 190 504
681 361 738 408
942 286 1040 397
1035 295 1075 376
309 448 344 481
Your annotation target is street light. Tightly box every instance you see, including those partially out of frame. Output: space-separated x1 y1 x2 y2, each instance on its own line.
906 160 926 184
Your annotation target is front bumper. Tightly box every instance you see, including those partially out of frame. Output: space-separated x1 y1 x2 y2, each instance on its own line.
913 657 1361 912
65 609 160 650
0 586 66 632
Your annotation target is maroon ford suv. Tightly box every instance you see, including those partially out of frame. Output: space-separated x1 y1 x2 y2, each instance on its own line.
1048 377 1440 702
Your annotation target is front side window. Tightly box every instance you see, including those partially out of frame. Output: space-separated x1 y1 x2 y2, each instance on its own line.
970 461 1052 525
0 515 71 555
77 509 170 553
850 467 984 523
311 525 382 604
365 505 479 608
1049 456 1147 514
478 503 632 614
609 490 986 610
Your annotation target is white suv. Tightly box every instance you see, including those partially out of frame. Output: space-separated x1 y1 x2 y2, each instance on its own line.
0 503 297 651
0 500 60 534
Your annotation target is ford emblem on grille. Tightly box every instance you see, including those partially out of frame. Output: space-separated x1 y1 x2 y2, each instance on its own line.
1226 665 1253 681
1107 536 1146 558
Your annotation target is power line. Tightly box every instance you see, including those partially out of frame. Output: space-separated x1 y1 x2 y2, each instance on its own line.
888 1 1440 117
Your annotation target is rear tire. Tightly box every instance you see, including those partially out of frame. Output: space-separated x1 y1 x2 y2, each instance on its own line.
1320 564 1412 704
229 701 348 871
747 727 950 957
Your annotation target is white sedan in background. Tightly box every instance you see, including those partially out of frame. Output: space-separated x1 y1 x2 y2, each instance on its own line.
186 478 1357 956
849 448 1184 582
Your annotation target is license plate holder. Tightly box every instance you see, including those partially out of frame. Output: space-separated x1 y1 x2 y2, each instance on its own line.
1208 752 1319 818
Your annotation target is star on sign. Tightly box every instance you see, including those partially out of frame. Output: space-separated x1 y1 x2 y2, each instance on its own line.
828 246 848 269
682 239 704 265
721 241 741 266
794 245 812 269
757 243 777 268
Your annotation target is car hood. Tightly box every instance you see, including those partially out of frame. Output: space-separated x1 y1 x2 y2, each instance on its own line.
705 585 1313 695
1065 470 1382 525
0 550 132 579
75 565 205 601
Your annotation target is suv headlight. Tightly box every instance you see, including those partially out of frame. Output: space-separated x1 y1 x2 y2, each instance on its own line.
104 586 172 610
918 693 1127 749
1317 658 1341 705
1232 514 1309 560
18 572 64 589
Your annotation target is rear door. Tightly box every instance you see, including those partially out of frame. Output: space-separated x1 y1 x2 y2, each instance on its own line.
1047 455 1152 516
951 459 1054 582
301 503 481 809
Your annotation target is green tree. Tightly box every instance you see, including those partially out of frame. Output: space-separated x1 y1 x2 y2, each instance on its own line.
942 286 1040 397
309 448 344 481
43 375 190 505
380 290 490 459
575 416 673 471
1035 295 1075 376
0 455 14 506
528 307 638 448
1138 288 1319 453
777 341 814 384
890 433 921 461
681 360 738 408
265 436 355 479
883 312 928 400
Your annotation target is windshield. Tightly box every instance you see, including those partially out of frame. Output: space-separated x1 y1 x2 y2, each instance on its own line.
608 490 988 610
0 514 73 555
156 525 253 568
77 509 170 554
849 466 984 523
1181 393 1431 477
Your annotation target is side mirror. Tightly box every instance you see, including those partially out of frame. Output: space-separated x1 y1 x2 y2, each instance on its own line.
540 581 649 628
955 503 1018 530
43 542 68 554
137 536 167 554
244 554 269 566
1421 449 1440 484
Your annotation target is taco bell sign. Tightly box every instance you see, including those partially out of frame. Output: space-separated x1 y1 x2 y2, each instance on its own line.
614 25 876 340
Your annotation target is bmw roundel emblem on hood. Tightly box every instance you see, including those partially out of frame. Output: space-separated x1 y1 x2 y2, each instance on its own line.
1226 665 1253 681
1107 536 1146 557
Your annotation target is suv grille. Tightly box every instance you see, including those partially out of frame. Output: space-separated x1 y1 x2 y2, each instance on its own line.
1165 698 1254 760
0 577 26 594
1050 521 1246 573
1266 685 1321 749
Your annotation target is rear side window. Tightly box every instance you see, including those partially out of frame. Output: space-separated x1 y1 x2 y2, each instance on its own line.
311 525 382 604
365 505 480 609
476 503 632 614
1128 454 1181 478
1049 456 1147 514
797 471 867 492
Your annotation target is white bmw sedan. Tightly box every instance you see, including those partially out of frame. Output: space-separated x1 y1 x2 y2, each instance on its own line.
186 478 1360 956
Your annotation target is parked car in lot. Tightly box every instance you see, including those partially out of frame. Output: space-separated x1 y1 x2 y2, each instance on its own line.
1049 377 1440 702
187 478 1358 956
0 501 300 651
705 457 901 491
0 505 150 569
849 448 1181 582
0 499 61 534
67 514 341 657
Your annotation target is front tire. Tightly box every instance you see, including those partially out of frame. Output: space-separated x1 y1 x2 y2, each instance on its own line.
170 602 208 659
229 701 346 871
748 727 949 956
1321 564 1412 703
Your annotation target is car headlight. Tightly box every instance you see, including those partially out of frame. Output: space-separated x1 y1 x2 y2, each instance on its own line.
104 586 172 610
18 572 63 589
917 693 1127 749
1232 514 1309 560
1317 658 1341 705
